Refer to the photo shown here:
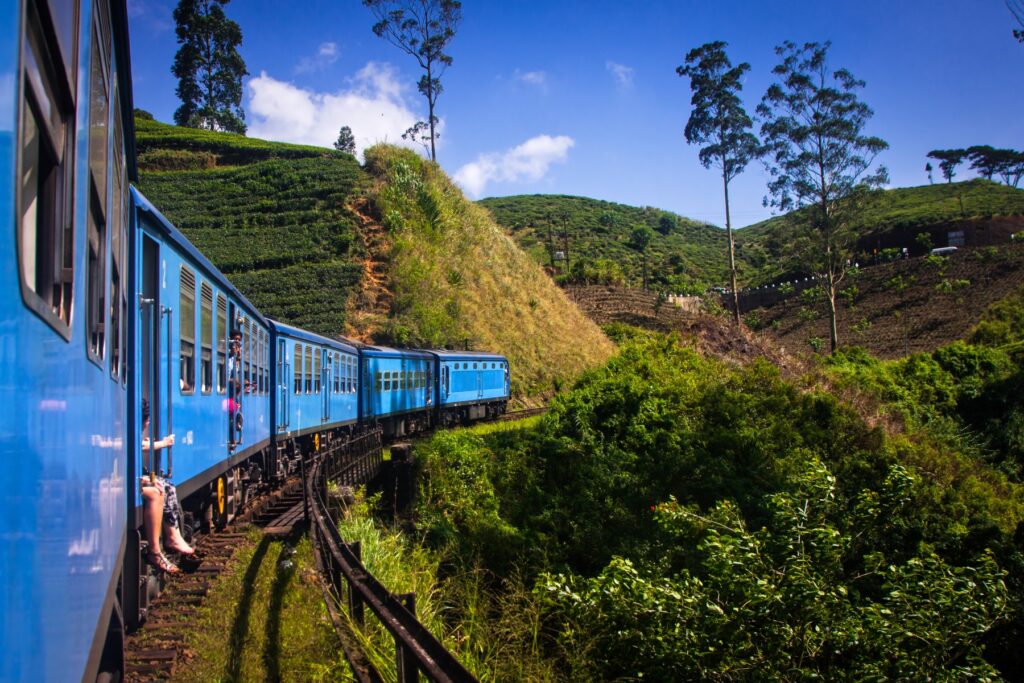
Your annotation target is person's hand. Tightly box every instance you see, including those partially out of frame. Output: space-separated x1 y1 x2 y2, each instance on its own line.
163 434 175 447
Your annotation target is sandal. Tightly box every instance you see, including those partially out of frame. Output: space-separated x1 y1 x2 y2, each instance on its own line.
146 551 180 574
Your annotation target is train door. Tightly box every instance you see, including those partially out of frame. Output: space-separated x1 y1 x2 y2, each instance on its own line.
322 349 331 423
227 306 243 450
140 235 169 479
477 363 484 399
277 338 289 431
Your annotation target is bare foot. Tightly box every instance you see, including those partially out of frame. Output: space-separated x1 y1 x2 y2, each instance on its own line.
164 526 194 555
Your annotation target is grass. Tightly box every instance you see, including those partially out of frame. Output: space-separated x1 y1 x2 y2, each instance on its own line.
364 145 616 400
177 530 350 682
333 488 561 682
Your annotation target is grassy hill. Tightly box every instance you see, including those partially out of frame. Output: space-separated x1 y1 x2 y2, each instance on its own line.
477 194 736 293
481 183 1024 293
735 180 1024 285
135 115 364 335
134 116 613 401
361 147 616 399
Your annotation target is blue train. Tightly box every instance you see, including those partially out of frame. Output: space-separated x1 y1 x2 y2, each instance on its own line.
0 1 510 680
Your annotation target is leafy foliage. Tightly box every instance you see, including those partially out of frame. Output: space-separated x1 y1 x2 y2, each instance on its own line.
758 40 888 351
135 116 363 335
172 0 248 133
677 40 759 321
363 0 461 161
414 331 1024 678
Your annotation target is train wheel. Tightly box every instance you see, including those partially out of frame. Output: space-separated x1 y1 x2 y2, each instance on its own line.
214 475 228 529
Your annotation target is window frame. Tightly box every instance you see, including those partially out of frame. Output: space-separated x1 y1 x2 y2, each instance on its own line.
179 266 196 394
16 0 81 340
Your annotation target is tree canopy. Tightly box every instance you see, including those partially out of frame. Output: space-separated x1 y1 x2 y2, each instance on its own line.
333 125 356 155
172 0 248 134
758 41 888 352
363 0 462 162
677 41 759 323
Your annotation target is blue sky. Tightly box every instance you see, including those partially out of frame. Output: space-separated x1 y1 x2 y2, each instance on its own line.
127 0 1024 228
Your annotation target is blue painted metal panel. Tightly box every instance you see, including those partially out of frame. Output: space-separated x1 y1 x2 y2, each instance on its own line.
269 320 358 437
433 352 510 407
0 1 133 679
360 347 434 420
131 190 271 503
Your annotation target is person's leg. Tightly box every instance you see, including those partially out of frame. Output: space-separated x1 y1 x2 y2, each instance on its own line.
162 482 194 555
142 486 178 573
141 485 164 550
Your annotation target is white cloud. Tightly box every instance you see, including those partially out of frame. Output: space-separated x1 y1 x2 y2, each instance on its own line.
606 60 634 91
294 42 340 74
247 62 430 157
514 69 548 91
454 135 575 197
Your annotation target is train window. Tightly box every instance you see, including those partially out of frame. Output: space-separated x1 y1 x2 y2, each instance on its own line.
88 0 110 214
17 2 79 337
200 283 213 393
350 357 356 393
179 267 196 393
108 85 127 383
294 343 302 394
244 321 252 394
216 296 227 393
305 345 313 393
333 353 340 393
85 189 105 365
473 362 478 369
375 371 382 392
261 331 267 394
314 350 321 393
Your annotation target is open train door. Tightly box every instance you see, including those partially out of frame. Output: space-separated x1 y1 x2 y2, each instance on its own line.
125 229 172 632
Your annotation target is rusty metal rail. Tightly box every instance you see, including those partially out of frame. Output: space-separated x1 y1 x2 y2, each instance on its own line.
306 429 478 683
500 407 547 421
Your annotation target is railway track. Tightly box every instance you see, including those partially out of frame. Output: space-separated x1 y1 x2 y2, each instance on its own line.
500 407 547 421
123 484 306 681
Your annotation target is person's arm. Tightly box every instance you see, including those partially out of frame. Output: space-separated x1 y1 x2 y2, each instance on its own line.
142 433 175 451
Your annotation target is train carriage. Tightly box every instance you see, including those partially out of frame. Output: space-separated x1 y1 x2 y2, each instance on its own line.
269 320 359 470
432 351 510 425
0 0 137 679
127 189 273 631
360 346 435 437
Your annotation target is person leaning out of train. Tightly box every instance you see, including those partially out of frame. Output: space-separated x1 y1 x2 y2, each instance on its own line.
140 398 194 573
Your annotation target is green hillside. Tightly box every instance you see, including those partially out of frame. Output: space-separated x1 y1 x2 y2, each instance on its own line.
736 180 1024 284
478 194 736 293
134 116 614 401
364 147 616 399
482 183 1024 293
135 115 364 335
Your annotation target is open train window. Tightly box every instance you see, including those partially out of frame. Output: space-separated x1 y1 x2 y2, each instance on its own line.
304 345 313 393
108 85 127 382
313 349 321 393
17 1 80 338
216 296 227 393
179 267 195 393
200 283 212 393
294 343 302 394
375 371 382 392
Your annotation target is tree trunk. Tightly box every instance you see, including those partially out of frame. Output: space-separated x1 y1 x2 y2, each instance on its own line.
827 279 839 353
722 169 740 325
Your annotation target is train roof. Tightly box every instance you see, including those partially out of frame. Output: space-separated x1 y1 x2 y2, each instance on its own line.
131 187 267 325
359 345 435 360
268 319 358 353
429 350 508 362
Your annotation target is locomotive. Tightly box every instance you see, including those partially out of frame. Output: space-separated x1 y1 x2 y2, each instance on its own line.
0 1 509 680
